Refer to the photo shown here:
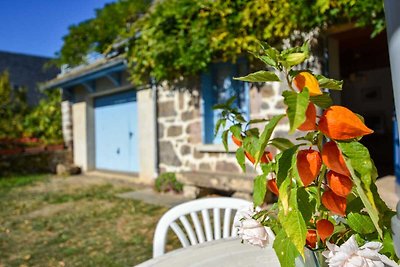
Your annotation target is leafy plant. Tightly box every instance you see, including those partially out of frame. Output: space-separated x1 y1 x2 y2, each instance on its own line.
154 172 183 193
0 71 63 145
23 89 63 144
215 41 399 266
0 71 29 139
56 0 385 86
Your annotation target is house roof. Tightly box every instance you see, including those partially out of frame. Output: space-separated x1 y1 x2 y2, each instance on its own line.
41 55 127 90
0 50 59 105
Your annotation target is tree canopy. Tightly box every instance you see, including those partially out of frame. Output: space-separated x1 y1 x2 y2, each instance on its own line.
57 0 385 85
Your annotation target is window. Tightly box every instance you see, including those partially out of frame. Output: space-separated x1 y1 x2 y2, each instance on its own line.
201 60 249 144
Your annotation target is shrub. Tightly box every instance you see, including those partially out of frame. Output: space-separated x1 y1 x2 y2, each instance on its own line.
154 172 183 193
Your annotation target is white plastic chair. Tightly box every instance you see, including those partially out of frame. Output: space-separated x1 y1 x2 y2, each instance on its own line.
152 197 251 258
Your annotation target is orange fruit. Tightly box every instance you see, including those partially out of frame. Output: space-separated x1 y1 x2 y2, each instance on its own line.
321 141 351 177
316 219 334 242
246 151 273 165
267 179 279 196
318 106 373 140
298 103 317 131
296 149 322 186
306 229 317 248
245 151 255 164
326 170 353 197
231 135 242 147
321 189 347 216
261 151 273 163
293 72 322 96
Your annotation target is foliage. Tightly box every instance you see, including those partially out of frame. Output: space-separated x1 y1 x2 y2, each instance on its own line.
0 71 63 145
57 0 385 86
55 0 152 66
154 172 183 193
24 89 63 144
0 71 29 139
215 41 398 266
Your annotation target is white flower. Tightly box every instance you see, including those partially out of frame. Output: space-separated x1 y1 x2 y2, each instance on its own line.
323 235 399 267
237 217 271 248
236 205 260 220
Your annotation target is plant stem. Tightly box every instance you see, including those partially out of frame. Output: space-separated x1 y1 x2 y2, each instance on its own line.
316 165 327 213
285 70 296 92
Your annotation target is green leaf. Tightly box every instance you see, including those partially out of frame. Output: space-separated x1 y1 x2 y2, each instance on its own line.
277 145 299 186
296 131 319 145
283 88 310 133
316 74 343 90
381 230 396 259
226 96 236 107
286 52 308 66
236 147 246 172
337 141 376 186
261 162 274 175
222 130 229 152
229 124 242 139
255 114 285 165
235 114 246 123
269 137 295 151
247 118 268 125
346 196 364 213
243 135 259 158
310 93 333 108
347 212 376 234
213 103 228 110
245 128 260 137
234 70 280 82
338 141 385 238
259 55 278 68
273 229 300 267
253 174 267 206
353 174 382 238
279 188 307 257
278 177 291 214
297 187 315 222
214 118 226 136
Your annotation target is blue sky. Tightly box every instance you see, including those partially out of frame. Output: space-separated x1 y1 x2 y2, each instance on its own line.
0 0 115 58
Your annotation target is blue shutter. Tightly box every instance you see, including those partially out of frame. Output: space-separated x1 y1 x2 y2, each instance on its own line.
201 60 249 144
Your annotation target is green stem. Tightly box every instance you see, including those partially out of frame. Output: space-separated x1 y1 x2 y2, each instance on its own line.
285 70 296 92
316 165 327 213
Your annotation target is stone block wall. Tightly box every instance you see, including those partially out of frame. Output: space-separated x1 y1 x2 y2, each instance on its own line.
157 79 296 175
0 150 71 176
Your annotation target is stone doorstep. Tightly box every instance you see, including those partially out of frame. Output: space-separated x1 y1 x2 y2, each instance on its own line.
176 171 255 194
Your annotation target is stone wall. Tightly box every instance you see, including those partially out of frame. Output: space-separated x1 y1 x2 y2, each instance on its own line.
157 79 296 175
0 150 71 176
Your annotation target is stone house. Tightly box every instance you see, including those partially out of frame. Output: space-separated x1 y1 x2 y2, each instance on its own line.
42 25 394 197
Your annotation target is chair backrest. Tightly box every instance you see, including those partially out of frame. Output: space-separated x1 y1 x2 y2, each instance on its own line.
152 197 251 258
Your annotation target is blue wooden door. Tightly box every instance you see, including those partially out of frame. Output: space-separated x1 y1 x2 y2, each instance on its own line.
94 91 139 173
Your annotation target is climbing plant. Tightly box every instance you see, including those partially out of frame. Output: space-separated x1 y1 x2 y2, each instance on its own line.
57 0 386 85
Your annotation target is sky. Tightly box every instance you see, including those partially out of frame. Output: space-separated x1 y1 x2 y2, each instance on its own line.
0 0 115 58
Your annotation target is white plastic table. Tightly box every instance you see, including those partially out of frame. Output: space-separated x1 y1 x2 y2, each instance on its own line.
135 238 280 267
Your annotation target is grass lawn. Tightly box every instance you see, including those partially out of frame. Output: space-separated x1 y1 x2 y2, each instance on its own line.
0 174 178 267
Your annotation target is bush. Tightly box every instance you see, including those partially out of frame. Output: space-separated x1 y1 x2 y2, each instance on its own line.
154 172 183 193
23 89 63 144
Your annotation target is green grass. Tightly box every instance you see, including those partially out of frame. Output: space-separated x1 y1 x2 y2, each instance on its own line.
0 174 180 267
0 173 48 190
